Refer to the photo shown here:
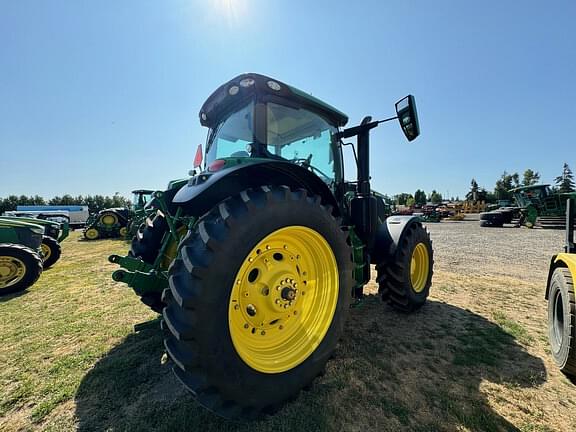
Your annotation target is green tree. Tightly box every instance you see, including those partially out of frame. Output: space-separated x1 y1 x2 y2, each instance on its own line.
466 178 479 201
555 163 575 193
494 171 520 201
395 193 413 206
429 190 442 204
522 169 540 186
414 189 427 206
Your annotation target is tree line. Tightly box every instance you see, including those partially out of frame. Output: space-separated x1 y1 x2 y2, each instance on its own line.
393 162 575 206
0 194 132 215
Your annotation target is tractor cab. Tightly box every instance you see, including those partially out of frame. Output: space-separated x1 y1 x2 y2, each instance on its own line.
131 189 154 212
198 73 348 186
511 184 553 208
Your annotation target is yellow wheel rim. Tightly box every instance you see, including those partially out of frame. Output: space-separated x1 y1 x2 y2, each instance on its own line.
0 256 26 289
101 214 118 226
161 226 187 269
85 228 99 240
41 243 52 261
228 226 338 374
119 227 128 237
410 243 430 293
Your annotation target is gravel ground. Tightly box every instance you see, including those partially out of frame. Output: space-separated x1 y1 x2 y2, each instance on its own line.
425 220 566 283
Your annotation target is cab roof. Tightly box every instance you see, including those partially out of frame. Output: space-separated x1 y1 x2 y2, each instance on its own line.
199 73 349 129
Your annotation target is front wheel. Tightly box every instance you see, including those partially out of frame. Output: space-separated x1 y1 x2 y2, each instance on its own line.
162 186 354 419
40 236 62 269
0 244 43 296
548 267 576 376
376 222 433 312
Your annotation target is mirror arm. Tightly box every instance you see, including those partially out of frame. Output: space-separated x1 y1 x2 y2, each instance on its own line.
376 115 398 125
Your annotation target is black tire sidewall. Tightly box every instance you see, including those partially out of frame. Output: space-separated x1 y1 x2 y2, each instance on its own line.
41 236 61 268
175 191 353 408
548 269 574 369
0 245 42 295
402 225 433 304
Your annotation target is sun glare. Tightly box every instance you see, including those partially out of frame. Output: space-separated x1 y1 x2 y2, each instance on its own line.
211 0 249 25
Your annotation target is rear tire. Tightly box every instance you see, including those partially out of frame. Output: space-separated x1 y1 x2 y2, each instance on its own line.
0 244 43 296
377 222 433 312
162 186 354 419
548 267 576 376
41 236 61 269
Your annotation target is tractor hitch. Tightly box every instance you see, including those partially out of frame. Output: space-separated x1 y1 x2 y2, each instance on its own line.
109 254 168 295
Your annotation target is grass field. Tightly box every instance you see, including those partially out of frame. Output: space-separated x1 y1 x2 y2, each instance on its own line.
1 227 575 431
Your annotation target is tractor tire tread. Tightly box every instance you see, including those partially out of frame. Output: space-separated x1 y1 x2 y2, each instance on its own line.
163 185 354 419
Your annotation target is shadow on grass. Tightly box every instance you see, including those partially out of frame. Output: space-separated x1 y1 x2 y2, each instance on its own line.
75 299 546 432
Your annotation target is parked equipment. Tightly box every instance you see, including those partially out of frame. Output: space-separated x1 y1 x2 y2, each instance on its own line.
546 198 576 376
0 216 68 268
110 73 433 419
511 185 576 229
83 208 131 240
16 205 89 228
126 189 154 237
479 207 519 228
0 219 44 296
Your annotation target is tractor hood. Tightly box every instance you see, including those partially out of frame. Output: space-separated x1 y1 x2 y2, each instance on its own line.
0 218 44 235
0 216 59 230
199 73 349 129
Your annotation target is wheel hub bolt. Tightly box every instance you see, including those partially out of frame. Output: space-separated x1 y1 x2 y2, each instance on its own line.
246 304 257 316
281 287 297 301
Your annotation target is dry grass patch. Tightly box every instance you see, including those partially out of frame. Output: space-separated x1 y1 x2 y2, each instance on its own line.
0 226 575 431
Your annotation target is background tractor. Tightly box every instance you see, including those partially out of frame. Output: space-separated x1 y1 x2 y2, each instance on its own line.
83 208 131 240
0 218 44 296
511 184 576 229
546 198 576 376
126 189 154 237
110 73 433 419
0 216 68 268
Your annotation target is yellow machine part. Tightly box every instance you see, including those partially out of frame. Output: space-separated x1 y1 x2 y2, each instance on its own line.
554 253 576 279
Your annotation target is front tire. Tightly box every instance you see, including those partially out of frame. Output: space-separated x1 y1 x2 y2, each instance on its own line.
40 236 62 269
0 244 43 296
548 267 576 376
376 222 433 312
162 186 354 419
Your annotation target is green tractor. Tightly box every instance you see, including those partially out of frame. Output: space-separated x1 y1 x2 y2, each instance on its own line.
83 208 132 240
0 218 44 296
126 189 155 237
546 198 576 376
0 216 68 268
111 73 433 419
511 184 576 229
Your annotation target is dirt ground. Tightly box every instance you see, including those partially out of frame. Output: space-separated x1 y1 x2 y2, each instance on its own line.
0 223 574 432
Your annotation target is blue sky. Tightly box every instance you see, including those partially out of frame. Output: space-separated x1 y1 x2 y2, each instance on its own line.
1 0 575 200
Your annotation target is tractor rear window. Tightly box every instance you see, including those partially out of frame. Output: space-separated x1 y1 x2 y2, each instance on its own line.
266 103 337 182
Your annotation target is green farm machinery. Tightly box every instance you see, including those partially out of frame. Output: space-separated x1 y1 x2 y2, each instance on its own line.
0 216 68 268
84 190 155 240
83 208 131 240
511 185 576 229
110 73 433 419
126 189 155 237
0 218 44 296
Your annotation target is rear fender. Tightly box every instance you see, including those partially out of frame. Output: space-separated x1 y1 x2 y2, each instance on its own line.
172 160 339 217
370 215 422 264
546 253 576 299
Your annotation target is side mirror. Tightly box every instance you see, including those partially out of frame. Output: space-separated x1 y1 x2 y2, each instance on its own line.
395 95 420 141
193 144 203 168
